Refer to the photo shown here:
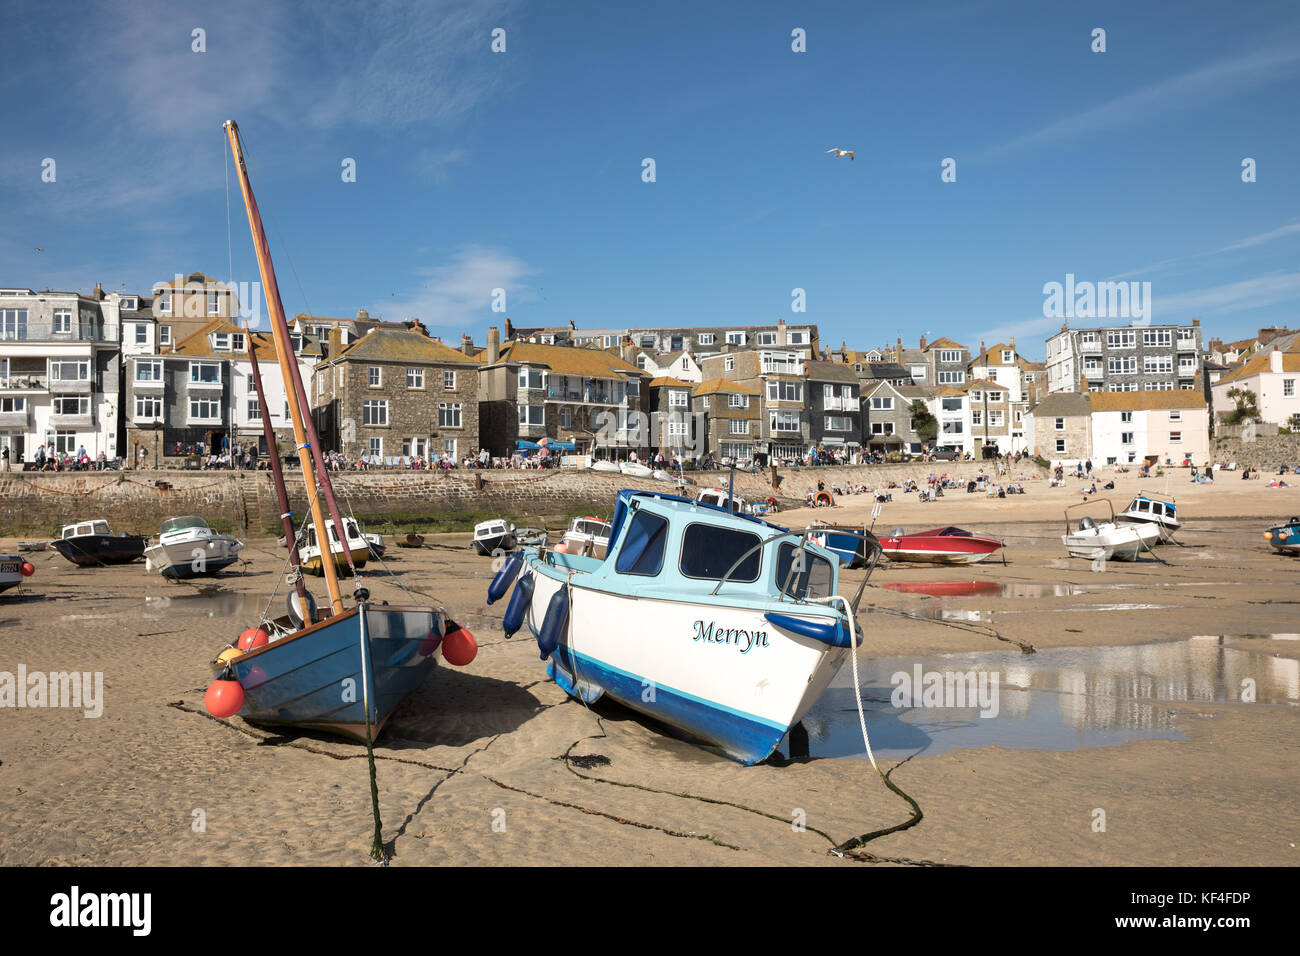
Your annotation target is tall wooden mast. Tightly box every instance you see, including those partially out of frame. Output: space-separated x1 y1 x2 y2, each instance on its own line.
224 120 350 613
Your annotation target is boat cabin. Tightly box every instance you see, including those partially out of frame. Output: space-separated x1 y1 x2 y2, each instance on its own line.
696 488 747 515
303 518 364 550
61 520 113 539
549 490 840 604
159 515 212 536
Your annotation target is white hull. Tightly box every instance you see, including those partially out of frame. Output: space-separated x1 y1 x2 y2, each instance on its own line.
524 562 847 763
1062 522 1159 561
620 463 654 478
144 534 243 577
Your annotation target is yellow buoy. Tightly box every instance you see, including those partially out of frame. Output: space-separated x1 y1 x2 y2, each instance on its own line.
215 646 242 667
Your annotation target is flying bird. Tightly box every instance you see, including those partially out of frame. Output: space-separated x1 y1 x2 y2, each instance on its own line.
34 247 43 252
826 148 854 160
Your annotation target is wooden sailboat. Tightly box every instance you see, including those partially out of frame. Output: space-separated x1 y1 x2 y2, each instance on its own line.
205 121 476 744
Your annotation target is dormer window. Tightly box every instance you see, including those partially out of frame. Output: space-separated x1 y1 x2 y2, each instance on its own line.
158 291 172 314
120 296 138 311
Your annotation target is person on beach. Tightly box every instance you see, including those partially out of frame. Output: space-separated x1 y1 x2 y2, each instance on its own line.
1 445 7 472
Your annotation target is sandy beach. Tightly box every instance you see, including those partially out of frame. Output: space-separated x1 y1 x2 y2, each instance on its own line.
2 473 1298 867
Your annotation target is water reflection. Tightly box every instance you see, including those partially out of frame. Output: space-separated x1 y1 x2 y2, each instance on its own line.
788 636 1300 761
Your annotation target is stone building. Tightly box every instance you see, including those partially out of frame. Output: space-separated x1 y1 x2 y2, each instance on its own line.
646 376 700 460
151 272 243 353
1025 392 1093 466
699 347 809 461
805 360 860 458
312 322 480 462
862 381 930 456
476 329 647 459
693 378 761 462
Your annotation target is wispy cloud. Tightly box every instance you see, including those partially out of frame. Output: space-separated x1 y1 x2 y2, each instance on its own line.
377 244 537 329
1154 271 1300 317
1105 218 1300 281
979 43 1300 161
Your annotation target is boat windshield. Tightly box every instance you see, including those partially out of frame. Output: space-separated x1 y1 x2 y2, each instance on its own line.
91 521 110 535
679 522 761 582
775 543 833 600
160 516 209 534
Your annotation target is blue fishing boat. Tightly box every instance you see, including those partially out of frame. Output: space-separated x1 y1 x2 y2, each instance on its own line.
1117 490 1180 541
204 120 475 749
488 488 879 765
222 604 448 739
808 523 877 568
1264 516 1300 555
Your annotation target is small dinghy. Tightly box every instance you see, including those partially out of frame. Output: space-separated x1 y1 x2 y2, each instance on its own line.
1062 501 1159 561
50 520 148 566
589 459 621 473
1117 490 1180 542
516 527 548 548
1264 517 1300 556
620 461 654 478
879 526 1003 565
144 515 244 579
364 532 386 560
472 519 516 556
0 555 35 594
395 533 426 549
486 488 882 764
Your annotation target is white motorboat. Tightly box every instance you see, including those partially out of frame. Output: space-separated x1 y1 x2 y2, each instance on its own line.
696 487 748 515
1062 501 1160 561
560 516 612 558
144 515 244 579
1117 491 1181 542
472 519 517 556
485 488 875 764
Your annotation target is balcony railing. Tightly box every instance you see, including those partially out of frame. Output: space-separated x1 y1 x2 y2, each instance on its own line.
1 375 48 390
0 321 118 343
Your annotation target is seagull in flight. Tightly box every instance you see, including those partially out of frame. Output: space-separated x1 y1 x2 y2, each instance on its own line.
826 148 854 161
34 247 44 252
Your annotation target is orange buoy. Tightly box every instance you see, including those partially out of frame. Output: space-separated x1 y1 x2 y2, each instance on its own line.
237 627 270 651
442 626 478 666
552 542 569 554
19 562 34 577
215 646 242 666
204 678 244 718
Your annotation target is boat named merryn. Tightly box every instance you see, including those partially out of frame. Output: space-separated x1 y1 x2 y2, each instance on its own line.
486 488 879 765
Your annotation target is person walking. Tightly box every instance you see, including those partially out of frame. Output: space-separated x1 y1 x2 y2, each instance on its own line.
1 444 8 473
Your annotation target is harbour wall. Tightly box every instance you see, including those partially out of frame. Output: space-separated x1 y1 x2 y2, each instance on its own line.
0 460 1048 536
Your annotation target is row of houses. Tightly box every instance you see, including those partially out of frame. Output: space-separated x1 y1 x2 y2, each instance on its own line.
3 272 1293 468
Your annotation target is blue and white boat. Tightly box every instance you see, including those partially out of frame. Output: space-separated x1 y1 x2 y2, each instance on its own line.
144 515 244 580
808 523 877 569
488 489 874 765
221 604 449 740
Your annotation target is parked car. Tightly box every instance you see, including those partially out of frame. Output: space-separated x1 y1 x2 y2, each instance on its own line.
930 447 961 461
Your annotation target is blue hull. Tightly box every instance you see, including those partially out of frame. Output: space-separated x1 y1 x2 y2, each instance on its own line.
550 644 789 765
227 605 444 740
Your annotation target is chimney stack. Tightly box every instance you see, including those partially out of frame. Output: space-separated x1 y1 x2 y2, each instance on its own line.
93 282 104 301
356 308 370 320
488 326 500 364
919 334 927 350
461 333 474 356
504 317 514 340
1271 346 1283 374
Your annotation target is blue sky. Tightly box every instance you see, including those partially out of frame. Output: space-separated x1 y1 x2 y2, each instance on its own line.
3 0 1299 359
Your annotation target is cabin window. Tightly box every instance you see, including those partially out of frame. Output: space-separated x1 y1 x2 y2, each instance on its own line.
679 523 761 582
775 544 833 600
1138 500 1150 512
615 510 669 577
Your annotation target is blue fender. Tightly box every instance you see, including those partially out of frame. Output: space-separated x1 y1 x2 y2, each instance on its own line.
537 585 569 661
487 552 524 605
763 611 857 648
502 571 534 638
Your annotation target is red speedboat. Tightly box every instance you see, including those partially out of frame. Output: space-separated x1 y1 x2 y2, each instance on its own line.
879 527 1003 565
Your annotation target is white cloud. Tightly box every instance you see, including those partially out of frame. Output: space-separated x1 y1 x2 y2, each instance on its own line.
377 244 537 328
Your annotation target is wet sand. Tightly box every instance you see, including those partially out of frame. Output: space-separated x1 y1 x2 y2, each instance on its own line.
2 480 1298 867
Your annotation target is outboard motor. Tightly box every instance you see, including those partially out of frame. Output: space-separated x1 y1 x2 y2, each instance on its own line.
1079 516 1097 532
